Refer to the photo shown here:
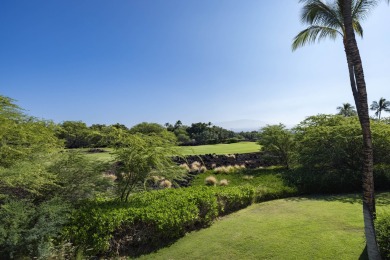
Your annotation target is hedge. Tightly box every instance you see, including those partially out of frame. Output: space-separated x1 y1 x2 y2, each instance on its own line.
64 185 255 257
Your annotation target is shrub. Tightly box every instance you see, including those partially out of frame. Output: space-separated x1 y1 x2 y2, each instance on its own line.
219 179 229 186
159 180 172 188
216 185 255 214
190 161 202 172
214 165 245 174
292 115 390 193
258 124 296 169
65 186 255 257
376 212 390 259
205 176 218 186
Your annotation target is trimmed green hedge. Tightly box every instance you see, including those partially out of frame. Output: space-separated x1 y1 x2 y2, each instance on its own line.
65 185 255 257
376 212 390 259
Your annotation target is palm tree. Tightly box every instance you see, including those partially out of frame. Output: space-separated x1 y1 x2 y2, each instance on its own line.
337 102 357 116
293 1 388 258
370 97 390 119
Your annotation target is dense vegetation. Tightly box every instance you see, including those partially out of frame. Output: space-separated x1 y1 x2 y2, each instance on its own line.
258 115 390 194
1 94 390 259
55 120 254 149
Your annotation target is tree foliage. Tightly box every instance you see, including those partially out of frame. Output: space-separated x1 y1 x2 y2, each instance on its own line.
370 97 390 119
292 115 390 192
258 124 296 169
0 95 61 168
337 103 357 117
112 134 185 202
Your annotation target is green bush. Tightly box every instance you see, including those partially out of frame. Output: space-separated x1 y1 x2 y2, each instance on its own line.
65 186 255 257
0 198 73 259
376 212 390 259
258 124 296 169
290 115 390 193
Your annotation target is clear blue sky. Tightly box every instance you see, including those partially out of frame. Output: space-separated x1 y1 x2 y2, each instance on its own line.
1 1 389 128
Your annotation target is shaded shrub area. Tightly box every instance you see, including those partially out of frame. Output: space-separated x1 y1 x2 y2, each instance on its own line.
281 165 390 194
376 212 390 259
278 115 390 194
64 185 255 257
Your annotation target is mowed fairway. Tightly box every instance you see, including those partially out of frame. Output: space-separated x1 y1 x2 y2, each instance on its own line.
81 142 260 161
140 193 390 260
179 141 260 155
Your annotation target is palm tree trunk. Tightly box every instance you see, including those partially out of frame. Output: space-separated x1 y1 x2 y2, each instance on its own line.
342 0 380 259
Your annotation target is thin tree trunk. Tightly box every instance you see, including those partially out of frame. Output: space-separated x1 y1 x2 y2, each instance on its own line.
342 0 380 259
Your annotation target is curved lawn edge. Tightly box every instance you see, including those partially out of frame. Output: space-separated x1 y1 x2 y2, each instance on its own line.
139 192 390 260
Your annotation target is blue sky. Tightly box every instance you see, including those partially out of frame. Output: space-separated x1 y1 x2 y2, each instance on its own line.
1 1 389 129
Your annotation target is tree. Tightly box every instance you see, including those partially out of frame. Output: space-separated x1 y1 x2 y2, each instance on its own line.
56 121 91 148
293 0 388 257
337 102 357 116
370 97 390 119
0 95 61 167
112 134 185 202
258 124 296 169
129 122 177 144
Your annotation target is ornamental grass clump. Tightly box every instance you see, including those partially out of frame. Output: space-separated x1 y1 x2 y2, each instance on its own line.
219 179 229 186
190 161 202 173
214 164 245 174
159 180 172 189
205 176 218 186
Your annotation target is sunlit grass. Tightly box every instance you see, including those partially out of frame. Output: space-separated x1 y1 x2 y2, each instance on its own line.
139 192 390 260
179 142 260 155
77 142 261 162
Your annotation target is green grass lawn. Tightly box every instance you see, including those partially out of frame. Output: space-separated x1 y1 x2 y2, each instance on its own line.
76 148 114 161
179 141 260 155
139 192 390 260
79 142 260 161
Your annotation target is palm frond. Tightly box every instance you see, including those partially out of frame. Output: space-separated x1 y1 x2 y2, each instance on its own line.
353 20 364 37
300 0 343 30
352 0 379 21
370 101 379 110
292 26 342 51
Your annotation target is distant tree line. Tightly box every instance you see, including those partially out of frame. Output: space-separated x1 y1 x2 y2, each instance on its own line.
55 120 260 149
164 120 251 146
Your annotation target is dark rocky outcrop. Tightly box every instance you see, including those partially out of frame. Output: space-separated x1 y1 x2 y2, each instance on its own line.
173 152 278 170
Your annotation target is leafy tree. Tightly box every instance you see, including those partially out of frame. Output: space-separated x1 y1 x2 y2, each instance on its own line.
0 95 61 168
130 122 177 144
370 97 390 119
174 127 192 145
112 134 185 202
186 122 237 145
337 102 357 117
258 124 296 169
238 131 259 141
56 121 91 148
293 1 388 256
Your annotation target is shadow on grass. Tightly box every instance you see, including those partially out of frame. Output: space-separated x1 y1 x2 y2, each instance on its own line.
359 245 369 260
284 192 390 207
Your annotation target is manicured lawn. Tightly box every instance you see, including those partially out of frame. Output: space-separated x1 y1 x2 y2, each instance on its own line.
79 142 261 161
139 192 390 260
77 148 114 161
179 141 260 155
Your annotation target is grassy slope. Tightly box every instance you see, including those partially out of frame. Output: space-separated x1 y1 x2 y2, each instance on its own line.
179 142 260 155
140 193 390 260
191 168 297 201
81 142 260 161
